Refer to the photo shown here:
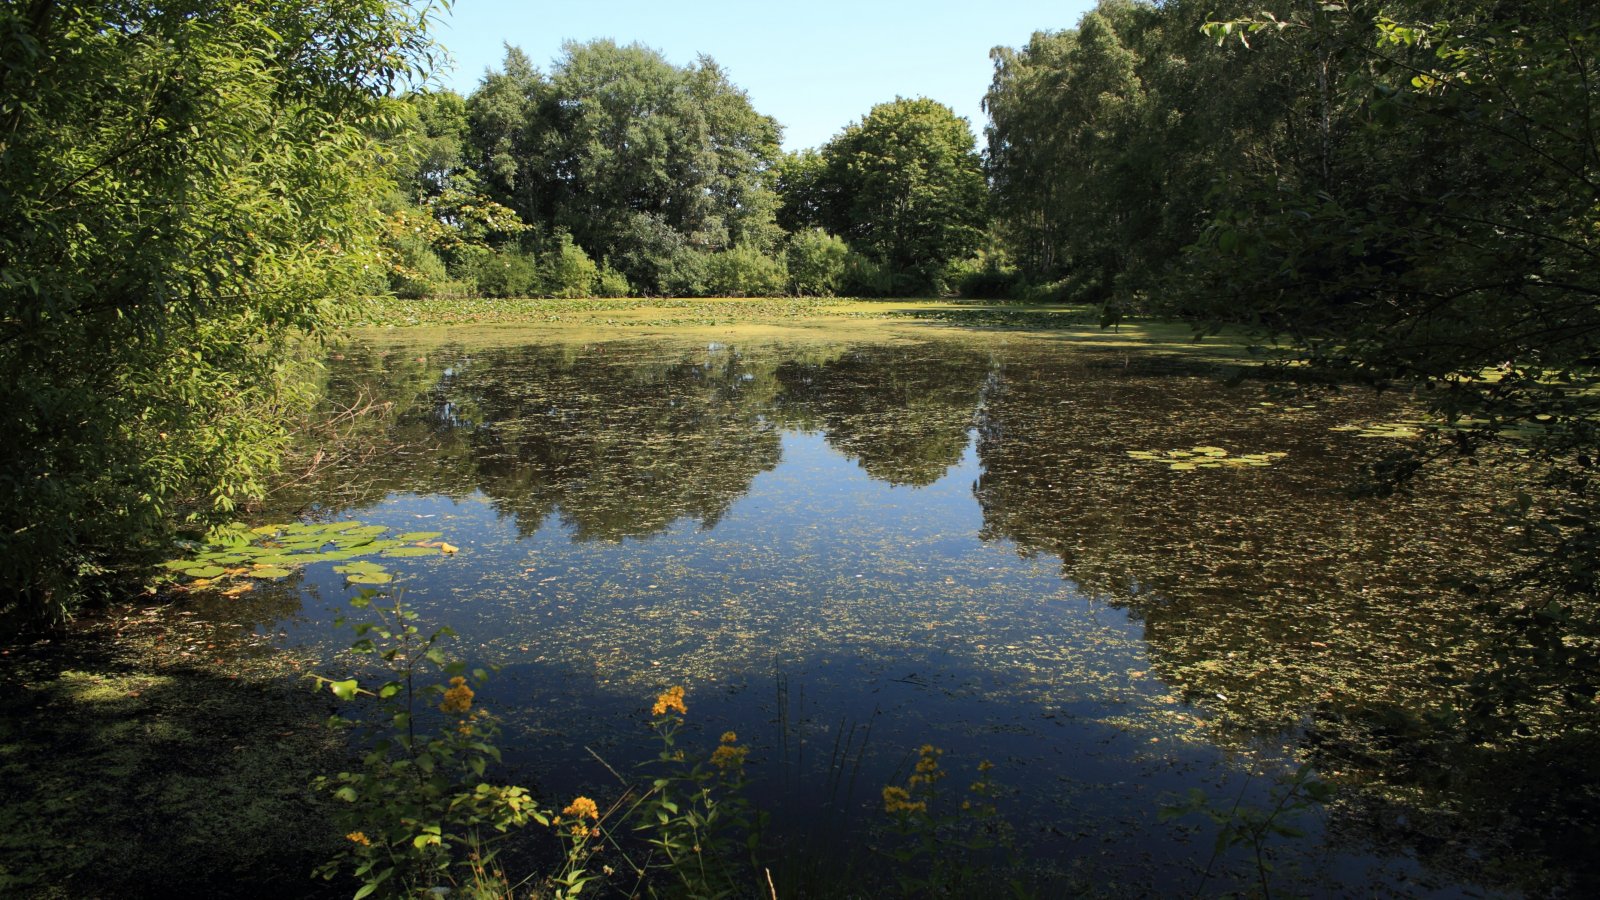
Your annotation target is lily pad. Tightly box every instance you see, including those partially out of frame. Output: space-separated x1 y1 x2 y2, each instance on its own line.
346 572 394 585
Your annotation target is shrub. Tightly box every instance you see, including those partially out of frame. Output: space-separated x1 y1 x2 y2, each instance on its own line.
951 251 1022 299
593 262 632 298
703 244 789 297
786 229 850 296
540 234 599 298
842 251 896 297
467 248 540 298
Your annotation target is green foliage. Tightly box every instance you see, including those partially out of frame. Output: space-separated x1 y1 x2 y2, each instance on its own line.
1161 763 1332 897
0 0 439 622
540 233 601 299
157 520 451 589
785 229 850 297
468 40 783 295
878 745 1021 897
313 590 548 899
806 97 988 294
703 244 789 297
950 249 1021 300
593 262 633 298
986 0 1600 738
624 689 763 898
466 247 542 299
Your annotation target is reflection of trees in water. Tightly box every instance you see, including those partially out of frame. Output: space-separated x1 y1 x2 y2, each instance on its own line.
771 346 993 486
972 357 1597 895
455 346 783 540
299 343 786 540
300 340 999 537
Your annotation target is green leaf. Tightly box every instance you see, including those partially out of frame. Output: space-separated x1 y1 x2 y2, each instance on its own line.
329 679 360 701
380 546 441 558
395 531 443 541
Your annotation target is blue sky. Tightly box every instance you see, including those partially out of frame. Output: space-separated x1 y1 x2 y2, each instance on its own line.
431 1 1096 152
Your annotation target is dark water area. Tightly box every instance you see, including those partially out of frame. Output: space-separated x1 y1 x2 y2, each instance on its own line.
195 330 1596 896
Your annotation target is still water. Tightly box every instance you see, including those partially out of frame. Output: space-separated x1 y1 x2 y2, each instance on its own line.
214 328 1576 895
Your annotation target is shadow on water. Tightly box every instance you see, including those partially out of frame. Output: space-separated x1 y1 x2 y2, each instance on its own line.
231 332 1600 895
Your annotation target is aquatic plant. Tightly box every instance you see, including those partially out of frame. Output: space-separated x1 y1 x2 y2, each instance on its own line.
310 590 547 899
1125 446 1288 471
159 520 452 590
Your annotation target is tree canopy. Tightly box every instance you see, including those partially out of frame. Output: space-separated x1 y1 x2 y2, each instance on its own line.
0 0 439 621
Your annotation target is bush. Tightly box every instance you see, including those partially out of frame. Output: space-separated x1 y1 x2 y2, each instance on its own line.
593 262 632 298
390 243 450 300
540 234 599 298
703 244 788 297
951 251 1022 300
842 251 896 297
660 248 710 297
786 229 850 296
468 248 541 298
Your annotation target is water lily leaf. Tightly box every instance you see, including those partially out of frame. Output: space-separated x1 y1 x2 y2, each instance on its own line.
395 531 443 542
382 547 442 558
248 566 293 578
182 566 225 578
346 572 393 585
334 561 388 575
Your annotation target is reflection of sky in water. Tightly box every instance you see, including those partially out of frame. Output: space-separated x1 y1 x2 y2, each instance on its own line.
269 402 1432 893
179 329 1572 895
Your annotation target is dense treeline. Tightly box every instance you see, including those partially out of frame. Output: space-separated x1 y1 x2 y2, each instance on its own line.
375 41 989 301
984 0 1600 737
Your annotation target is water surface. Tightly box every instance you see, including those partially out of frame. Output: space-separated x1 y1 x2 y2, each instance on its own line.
210 328 1570 895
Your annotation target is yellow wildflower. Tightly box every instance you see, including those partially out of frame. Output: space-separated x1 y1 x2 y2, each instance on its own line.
720 731 738 744
882 785 927 815
346 831 371 846
439 676 474 714
977 759 994 773
562 796 600 821
710 742 748 771
652 685 687 716
912 745 945 783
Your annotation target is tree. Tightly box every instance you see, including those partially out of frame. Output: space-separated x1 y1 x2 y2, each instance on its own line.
0 0 439 622
468 41 784 294
812 98 987 293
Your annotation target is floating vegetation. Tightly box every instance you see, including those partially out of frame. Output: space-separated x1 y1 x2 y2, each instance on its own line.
1125 446 1288 471
1330 421 1426 439
159 520 451 589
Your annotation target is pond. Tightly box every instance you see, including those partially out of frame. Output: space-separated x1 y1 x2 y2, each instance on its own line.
189 324 1588 896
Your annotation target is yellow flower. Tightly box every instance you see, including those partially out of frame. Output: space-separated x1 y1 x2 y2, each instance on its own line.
710 742 748 771
882 785 927 815
439 676 474 714
913 745 945 782
720 731 738 744
346 831 371 846
651 685 687 716
562 796 600 821
977 759 995 773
